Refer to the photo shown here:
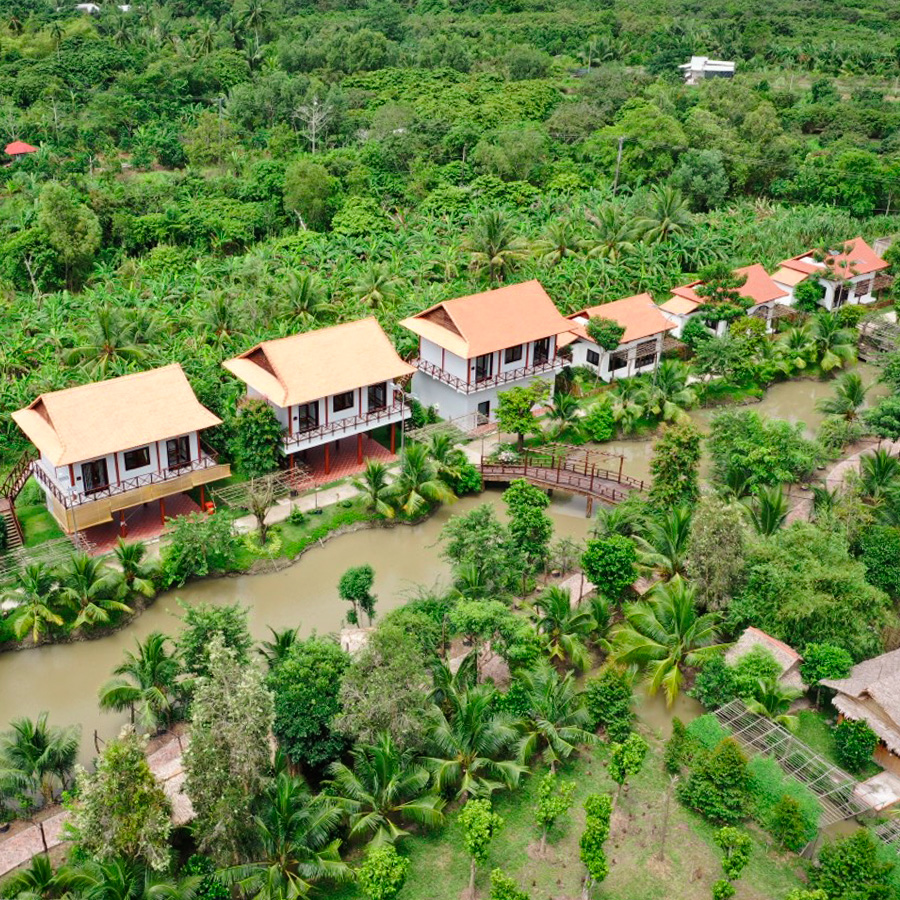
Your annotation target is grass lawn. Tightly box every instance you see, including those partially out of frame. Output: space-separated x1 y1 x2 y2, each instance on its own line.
329 737 806 900
795 709 882 780
17 501 65 547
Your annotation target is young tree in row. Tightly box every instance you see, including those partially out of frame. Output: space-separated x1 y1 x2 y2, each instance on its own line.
357 844 409 900
490 869 530 900
609 732 649 807
711 826 752 900
580 794 612 900
534 770 576 856
459 798 504 896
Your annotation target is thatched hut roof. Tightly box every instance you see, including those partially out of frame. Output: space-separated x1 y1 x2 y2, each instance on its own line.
822 648 900 754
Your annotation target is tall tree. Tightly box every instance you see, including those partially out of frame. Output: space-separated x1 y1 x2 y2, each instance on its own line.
648 420 702 510
70 726 172 871
0 712 79 806
462 209 527 284
36 182 101 289
183 635 274 864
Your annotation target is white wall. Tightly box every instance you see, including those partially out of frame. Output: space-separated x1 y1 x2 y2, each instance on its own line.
569 335 665 382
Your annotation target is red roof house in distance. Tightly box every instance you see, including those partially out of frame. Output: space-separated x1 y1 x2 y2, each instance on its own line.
5 140 38 161
400 280 572 423
659 263 790 337
560 293 675 382
772 236 889 311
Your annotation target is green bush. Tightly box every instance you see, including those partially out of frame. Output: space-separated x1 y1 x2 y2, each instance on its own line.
746 755 820 849
584 666 634 742
691 649 781 710
834 719 878 772
685 714 730 751
581 400 615 443
678 737 751 825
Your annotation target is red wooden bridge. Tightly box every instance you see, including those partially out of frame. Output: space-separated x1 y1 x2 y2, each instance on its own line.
480 445 646 513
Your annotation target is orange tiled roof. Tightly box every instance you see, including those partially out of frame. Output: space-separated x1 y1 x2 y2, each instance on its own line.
779 236 888 281
660 264 789 315
400 280 572 358
565 293 675 345
12 364 221 466
223 317 415 408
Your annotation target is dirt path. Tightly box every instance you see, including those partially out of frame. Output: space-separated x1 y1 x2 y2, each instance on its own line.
0 731 191 878
785 437 900 524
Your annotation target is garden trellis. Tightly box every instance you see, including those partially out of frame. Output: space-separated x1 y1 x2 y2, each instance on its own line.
404 411 497 446
211 468 314 511
714 699 871 827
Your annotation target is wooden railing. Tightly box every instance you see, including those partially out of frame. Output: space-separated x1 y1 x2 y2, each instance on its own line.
480 451 645 504
411 357 562 394
1 448 38 501
284 400 408 446
32 445 223 510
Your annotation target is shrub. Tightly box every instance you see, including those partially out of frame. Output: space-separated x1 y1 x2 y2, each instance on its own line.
811 830 895 899
685 714 730 751
581 535 638 602
857 525 900 599
584 666 634 742
678 737 751 825
746 756 820 849
834 719 878 772
664 717 697 774
794 279 825 313
453 461 484 496
162 510 238 587
582 400 615 442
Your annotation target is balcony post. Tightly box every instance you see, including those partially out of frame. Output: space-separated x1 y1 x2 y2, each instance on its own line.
357 433 363 464
390 423 396 454
159 496 166 525
324 443 331 475
119 511 127 538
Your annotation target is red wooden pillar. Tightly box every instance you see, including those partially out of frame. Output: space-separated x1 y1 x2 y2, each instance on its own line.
199 484 205 509
324 443 331 475
159 496 166 525
390 423 396 454
119 510 127 538
357 432 363 464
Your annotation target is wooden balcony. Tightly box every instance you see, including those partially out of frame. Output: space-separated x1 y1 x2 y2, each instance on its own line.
33 447 230 532
412 357 562 394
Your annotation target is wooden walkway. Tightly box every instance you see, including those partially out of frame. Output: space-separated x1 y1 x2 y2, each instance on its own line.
480 455 645 513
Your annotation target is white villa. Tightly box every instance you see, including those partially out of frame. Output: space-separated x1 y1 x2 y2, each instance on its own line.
772 237 890 311
12 364 229 534
223 317 415 474
400 280 573 422
680 55 735 85
560 293 675 381
659 264 792 337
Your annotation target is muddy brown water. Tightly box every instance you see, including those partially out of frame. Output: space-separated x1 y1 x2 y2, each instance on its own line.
2 370 882 763
598 364 889 485
0 493 594 764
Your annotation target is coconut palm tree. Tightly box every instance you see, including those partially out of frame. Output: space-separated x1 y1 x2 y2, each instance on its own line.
745 677 803 731
223 765 350 900
0 713 79 805
281 270 328 326
424 684 525 800
546 391 580 437
4 563 64 644
809 311 856 373
258 625 300 669
351 459 395 519
610 378 646 434
59 553 131 630
59 856 201 900
352 262 401 310
777 324 815 372
608 576 724 706
113 540 157 600
591 498 647 539
389 444 456 517
744 485 789 536
583 204 636 261
641 360 697 422
811 483 841 520
66 307 148 376
325 733 445 846
529 586 595 671
635 186 692 243
514 665 596 772
534 219 580 267
860 448 900 501
634 505 692 579
816 370 870 421
462 209 527 284
98 632 182 732
426 433 465 484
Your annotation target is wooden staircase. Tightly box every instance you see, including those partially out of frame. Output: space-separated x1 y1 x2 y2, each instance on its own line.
0 449 37 552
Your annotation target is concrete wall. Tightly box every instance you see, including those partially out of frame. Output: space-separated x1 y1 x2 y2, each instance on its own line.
568 334 665 382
